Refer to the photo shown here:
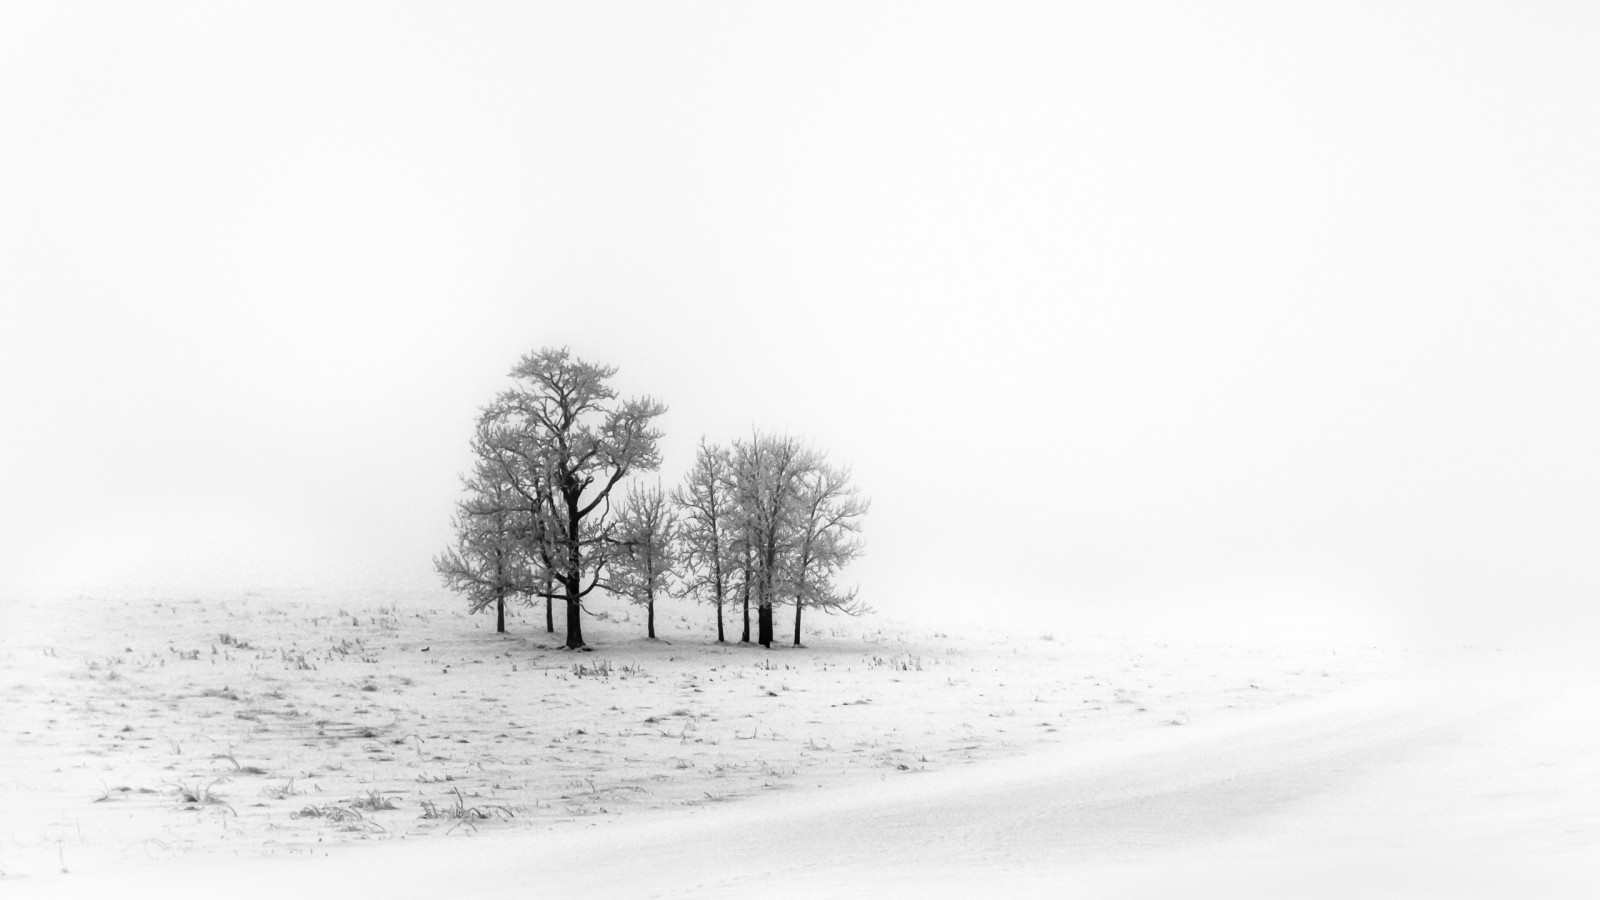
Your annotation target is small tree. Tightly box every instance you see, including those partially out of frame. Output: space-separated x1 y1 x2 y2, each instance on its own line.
730 432 818 648
472 425 559 633
434 451 528 633
609 482 679 639
672 440 736 642
789 462 868 646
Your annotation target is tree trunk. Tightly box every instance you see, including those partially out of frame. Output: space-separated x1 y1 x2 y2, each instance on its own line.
758 603 773 648
564 489 586 649
712 569 725 644
741 583 751 643
792 554 810 647
565 595 584 648
759 535 778 648
494 557 507 633
543 571 555 633
647 595 656 639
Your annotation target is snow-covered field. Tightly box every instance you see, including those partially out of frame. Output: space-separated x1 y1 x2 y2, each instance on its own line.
2 590 1594 898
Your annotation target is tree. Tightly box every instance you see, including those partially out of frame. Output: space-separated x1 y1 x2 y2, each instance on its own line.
672 440 737 642
471 424 559 633
729 432 818 648
609 481 679 639
477 347 666 649
434 440 529 633
789 462 869 646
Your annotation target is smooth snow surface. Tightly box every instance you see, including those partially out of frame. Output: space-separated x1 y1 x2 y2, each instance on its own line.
4 592 1596 898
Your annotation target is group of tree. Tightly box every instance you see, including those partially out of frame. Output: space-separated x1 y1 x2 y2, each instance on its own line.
435 347 867 650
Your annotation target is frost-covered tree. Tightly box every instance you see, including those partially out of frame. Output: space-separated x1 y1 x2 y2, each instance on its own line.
470 425 559 633
725 434 869 648
609 481 679 639
671 440 737 642
476 347 666 649
729 432 819 648
434 440 530 633
788 462 868 646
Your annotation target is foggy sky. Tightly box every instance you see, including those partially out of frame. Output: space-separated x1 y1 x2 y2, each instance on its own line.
3 2 1596 646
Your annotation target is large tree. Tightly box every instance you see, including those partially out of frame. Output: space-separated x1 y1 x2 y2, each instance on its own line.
608 481 679 639
477 347 666 649
672 440 736 642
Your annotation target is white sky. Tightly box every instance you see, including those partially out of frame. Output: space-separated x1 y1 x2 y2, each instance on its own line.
2 2 1596 646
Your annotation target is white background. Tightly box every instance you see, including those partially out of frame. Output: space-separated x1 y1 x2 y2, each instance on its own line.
3 2 1596 646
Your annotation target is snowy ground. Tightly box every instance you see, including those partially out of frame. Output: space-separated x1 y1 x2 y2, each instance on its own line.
2 590 1593 897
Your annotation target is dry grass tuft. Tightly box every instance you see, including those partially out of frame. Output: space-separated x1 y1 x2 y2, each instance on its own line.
261 777 300 800
570 660 613 679
166 778 232 812
291 805 385 833
419 786 513 824
349 790 400 811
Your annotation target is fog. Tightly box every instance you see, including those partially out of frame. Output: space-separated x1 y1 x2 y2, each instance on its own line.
3 2 1596 648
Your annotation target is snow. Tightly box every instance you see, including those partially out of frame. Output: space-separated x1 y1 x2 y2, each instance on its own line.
2 589 1595 898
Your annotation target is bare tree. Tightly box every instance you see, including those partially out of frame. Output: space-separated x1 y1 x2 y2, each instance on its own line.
672 440 736 642
609 481 679 639
477 347 666 649
434 447 529 633
729 432 818 648
789 462 869 646
471 423 559 633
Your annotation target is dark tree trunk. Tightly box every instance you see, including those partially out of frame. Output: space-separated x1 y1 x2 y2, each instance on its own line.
757 603 773 648
494 557 507 633
715 598 724 643
565 595 584 648
564 489 585 649
758 535 778 648
792 556 810 647
647 595 656 639
741 583 751 643
543 571 555 633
